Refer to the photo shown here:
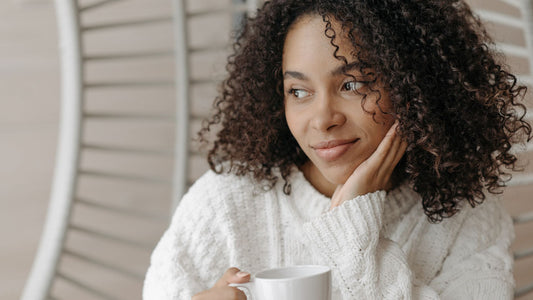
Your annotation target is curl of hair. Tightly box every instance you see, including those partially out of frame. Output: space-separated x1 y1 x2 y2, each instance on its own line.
198 0 532 223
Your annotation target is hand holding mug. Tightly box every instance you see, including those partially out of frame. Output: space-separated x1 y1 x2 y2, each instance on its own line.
229 265 331 300
192 267 251 300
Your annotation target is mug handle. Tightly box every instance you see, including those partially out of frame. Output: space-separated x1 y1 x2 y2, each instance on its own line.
229 280 255 299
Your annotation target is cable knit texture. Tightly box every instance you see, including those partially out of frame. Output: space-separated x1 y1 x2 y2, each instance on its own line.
143 169 515 299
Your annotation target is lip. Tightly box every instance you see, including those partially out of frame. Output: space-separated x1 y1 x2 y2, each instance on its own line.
311 138 359 162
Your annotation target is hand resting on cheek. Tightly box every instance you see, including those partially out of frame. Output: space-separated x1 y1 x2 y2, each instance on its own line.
330 121 407 210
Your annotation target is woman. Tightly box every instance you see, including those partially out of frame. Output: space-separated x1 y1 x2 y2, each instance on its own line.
144 0 531 299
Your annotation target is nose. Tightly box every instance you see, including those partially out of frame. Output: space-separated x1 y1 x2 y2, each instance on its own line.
310 92 346 132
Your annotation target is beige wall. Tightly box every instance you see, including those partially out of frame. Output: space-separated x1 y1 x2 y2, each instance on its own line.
1 0 59 299
1 0 532 299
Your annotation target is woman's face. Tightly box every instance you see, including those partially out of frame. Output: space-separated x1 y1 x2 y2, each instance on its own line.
283 14 394 195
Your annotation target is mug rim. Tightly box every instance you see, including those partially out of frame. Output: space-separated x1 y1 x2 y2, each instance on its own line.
254 265 331 281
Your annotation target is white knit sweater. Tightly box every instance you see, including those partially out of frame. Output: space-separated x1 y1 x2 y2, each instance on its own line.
143 169 515 299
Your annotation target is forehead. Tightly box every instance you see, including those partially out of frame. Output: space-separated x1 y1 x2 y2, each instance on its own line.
282 14 357 71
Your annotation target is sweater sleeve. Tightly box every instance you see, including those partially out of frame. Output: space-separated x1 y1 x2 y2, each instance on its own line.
302 191 515 299
143 173 232 300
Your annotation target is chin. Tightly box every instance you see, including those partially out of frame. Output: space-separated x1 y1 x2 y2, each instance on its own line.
319 163 356 185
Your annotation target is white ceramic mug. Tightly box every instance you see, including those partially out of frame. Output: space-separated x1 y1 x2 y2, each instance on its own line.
229 265 331 300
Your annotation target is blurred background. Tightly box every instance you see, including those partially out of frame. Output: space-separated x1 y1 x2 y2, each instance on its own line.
1 0 532 299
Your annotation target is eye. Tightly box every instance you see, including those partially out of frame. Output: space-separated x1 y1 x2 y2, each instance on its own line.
288 88 310 99
342 81 367 92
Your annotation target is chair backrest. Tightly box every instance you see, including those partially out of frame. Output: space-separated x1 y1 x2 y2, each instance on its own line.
21 0 259 299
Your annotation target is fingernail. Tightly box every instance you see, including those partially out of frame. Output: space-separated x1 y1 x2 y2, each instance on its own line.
237 271 250 278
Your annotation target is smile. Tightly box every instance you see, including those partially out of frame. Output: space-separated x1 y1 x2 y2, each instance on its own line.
311 139 359 162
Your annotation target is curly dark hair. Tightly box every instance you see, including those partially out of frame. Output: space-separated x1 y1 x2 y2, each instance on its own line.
199 0 532 222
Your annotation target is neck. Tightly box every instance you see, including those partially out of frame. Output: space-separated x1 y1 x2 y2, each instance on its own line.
300 161 337 197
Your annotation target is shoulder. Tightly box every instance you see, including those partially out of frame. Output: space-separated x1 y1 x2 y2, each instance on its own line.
414 191 513 239
184 170 256 199
402 192 514 284
170 169 269 225
398 190 514 261
441 193 515 266
186 169 257 198
454 194 514 248
428 193 514 248
184 169 266 203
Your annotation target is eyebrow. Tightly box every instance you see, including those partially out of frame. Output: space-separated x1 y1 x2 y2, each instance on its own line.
283 71 308 81
283 61 364 81
331 61 363 76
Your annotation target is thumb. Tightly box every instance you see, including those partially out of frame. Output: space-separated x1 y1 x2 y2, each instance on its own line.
214 267 251 287
330 185 344 209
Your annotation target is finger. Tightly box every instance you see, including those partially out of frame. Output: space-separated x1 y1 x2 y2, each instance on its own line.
222 287 248 300
377 132 403 177
393 140 408 165
232 287 248 300
380 138 407 180
343 121 398 187
388 138 407 171
214 268 251 287
214 268 238 287
332 121 400 205
196 286 247 300
364 121 398 167
330 184 343 206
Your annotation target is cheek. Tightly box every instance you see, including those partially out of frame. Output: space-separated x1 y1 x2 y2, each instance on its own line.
360 115 394 155
370 124 391 146
285 107 301 140
356 108 393 149
361 91 394 124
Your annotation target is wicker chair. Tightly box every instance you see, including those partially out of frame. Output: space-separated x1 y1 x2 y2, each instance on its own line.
21 0 258 299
